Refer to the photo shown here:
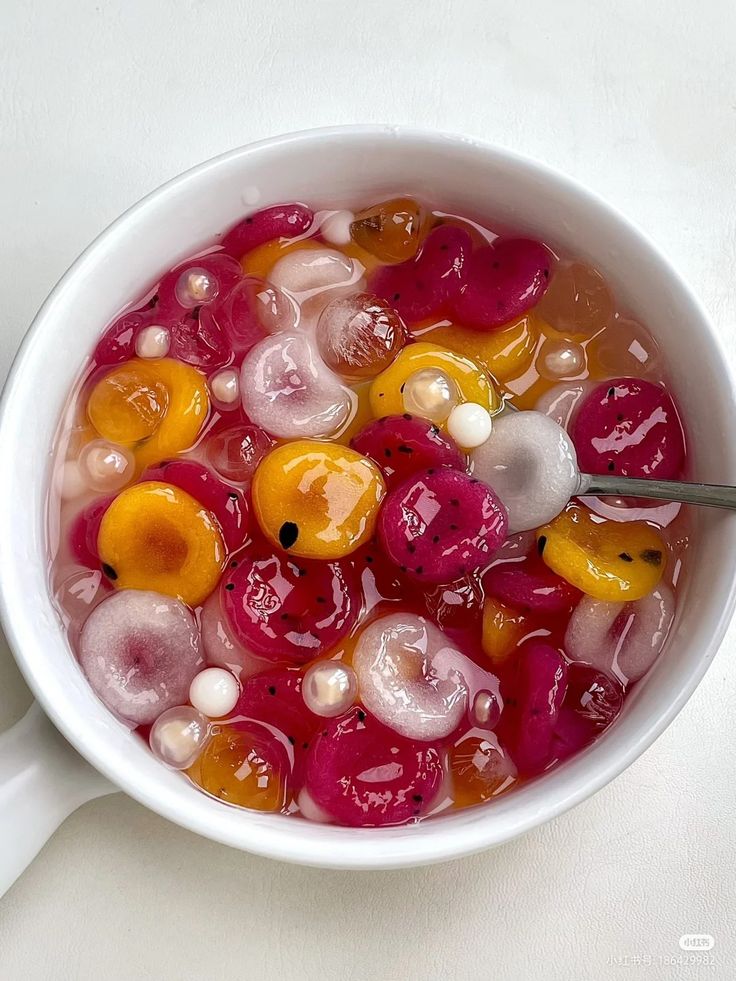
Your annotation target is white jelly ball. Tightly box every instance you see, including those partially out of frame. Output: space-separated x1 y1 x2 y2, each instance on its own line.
135 325 170 359
302 661 357 718
537 338 586 380
447 402 493 448
79 439 135 492
269 247 356 298
149 706 210 770
471 411 579 533
175 267 219 307
403 368 459 423
320 210 355 246
189 667 240 718
209 367 240 407
533 380 596 431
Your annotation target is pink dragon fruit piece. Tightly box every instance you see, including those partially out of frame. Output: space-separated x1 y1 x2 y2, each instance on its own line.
564 584 675 684
377 468 508 584
369 225 472 324
233 667 322 756
499 640 568 775
350 413 466 490
221 203 314 257
483 560 581 615
141 460 248 552
304 706 443 827
451 238 553 331
572 378 686 479
552 663 624 760
69 495 114 568
78 589 202 726
221 550 362 664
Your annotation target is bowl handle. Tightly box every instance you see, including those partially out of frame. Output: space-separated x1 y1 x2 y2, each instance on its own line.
0 701 115 896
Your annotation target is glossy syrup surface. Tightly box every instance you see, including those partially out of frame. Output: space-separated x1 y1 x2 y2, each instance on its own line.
47 196 690 827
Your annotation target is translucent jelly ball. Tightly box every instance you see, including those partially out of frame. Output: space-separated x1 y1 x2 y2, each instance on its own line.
350 197 424 263
536 260 614 337
536 338 586 380
403 368 459 423
189 667 240 718
175 266 219 307
449 734 517 806
316 293 407 379
586 318 662 379
206 424 273 484
470 411 579 533
149 706 209 769
78 439 134 493
302 661 358 718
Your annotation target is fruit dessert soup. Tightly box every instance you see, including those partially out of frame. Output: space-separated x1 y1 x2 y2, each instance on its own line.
47 196 689 828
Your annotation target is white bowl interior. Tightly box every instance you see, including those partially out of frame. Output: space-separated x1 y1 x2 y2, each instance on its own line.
1 127 735 868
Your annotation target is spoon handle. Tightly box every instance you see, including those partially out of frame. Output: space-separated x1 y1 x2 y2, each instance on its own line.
577 473 736 510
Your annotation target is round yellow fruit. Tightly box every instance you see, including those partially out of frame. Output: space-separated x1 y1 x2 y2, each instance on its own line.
252 440 386 560
98 481 225 606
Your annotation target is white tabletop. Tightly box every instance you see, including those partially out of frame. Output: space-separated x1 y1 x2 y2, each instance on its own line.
1 2 735 978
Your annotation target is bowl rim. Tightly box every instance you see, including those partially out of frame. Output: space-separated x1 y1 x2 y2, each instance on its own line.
2 123 735 869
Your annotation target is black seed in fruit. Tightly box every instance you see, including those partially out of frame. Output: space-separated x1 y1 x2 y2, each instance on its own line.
278 521 299 549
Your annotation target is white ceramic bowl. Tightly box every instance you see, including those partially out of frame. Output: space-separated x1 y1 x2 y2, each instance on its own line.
1 126 735 890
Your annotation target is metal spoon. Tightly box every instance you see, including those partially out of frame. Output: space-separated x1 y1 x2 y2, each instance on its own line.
576 473 736 511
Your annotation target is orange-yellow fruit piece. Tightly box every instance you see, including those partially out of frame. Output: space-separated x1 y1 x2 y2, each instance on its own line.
426 313 540 384
87 361 169 443
87 358 209 472
98 481 224 606
350 196 425 263
369 342 500 422
196 728 287 811
449 734 517 807
537 503 666 602
481 596 528 664
252 440 386 560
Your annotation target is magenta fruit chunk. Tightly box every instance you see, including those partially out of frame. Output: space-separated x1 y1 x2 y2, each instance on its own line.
93 310 153 367
378 468 507 584
222 551 362 664
572 378 686 479
304 707 443 827
499 640 568 775
350 413 466 490
483 561 581 615
234 668 322 754
369 225 472 324
451 238 552 330
221 203 314 257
